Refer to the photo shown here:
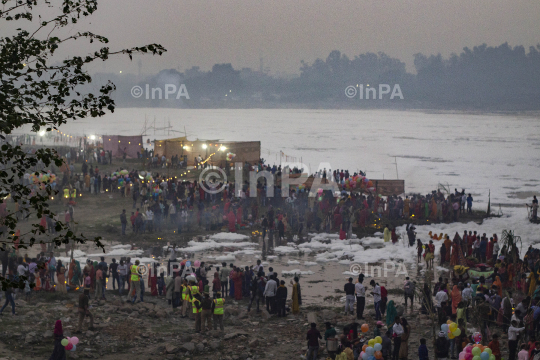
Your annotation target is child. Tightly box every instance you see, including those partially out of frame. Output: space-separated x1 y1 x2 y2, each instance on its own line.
489 334 501 360
373 321 383 338
418 338 429 360
519 344 530 360
528 337 537 360
435 331 449 360
531 341 540 360
24 279 31 301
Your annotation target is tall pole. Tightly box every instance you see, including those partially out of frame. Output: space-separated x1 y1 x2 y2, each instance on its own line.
395 157 399 179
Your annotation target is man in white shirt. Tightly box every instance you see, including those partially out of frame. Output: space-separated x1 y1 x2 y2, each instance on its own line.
392 316 404 360
146 209 154 232
167 244 177 276
462 283 473 303
492 240 500 263
370 280 382 320
253 260 262 274
264 275 278 314
17 261 28 277
508 320 525 360
473 238 481 260
435 289 449 308
355 275 366 320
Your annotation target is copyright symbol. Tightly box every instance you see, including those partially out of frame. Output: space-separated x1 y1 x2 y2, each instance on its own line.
199 167 227 194
345 86 357 99
137 264 147 276
131 86 143 98
350 263 362 275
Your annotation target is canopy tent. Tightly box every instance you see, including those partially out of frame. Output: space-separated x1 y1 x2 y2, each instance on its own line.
102 135 143 158
154 137 260 166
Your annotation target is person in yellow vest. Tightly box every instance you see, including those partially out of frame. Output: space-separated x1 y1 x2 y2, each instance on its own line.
70 189 77 200
188 279 199 301
181 279 191 318
63 188 70 199
188 280 199 319
212 291 225 331
130 260 141 304
192 293 202 333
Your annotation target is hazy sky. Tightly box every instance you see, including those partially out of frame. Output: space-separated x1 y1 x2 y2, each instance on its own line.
6 0 540 75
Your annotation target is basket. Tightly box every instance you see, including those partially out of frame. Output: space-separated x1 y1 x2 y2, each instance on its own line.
326 338 338 352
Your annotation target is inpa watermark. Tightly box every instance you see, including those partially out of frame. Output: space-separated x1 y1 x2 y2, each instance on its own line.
349 261 409 278
198 162 341 197
345 84 403 100
131 84 190 100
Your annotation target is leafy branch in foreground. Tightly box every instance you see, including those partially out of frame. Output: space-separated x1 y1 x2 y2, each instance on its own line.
0 0 166 289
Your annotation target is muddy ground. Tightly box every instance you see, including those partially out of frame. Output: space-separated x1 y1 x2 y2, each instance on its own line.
0 159 502 360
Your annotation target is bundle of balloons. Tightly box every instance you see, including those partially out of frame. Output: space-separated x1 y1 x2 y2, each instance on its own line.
226 152 236 161
441 320 461 339
359 325 385 360
25 172 57 186
60 336 79 352
342 174 375 192
459 342 494 360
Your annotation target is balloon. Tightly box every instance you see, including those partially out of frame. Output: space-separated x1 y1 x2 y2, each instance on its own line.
459 352 466 360
361 324 369 333
472 347 481 356
366 347 374 356
362 345 368 352
362 352 368 360
473 356 481 360
374 351 383 359
374 343 382 352
448 332 455 339
466 347 473 353
483 348 492 356
368 356 375 360
489 355 495 360
194 260 201 267
449 322 458 332
368 339 375 347
186 261 191 268
441 324 449 332
65 343 73 351
71 336 79 345
61 339 69 346
480 352 490 360
452 328 461 336
70 344 77 352
374 336 382 344
466 354 473 360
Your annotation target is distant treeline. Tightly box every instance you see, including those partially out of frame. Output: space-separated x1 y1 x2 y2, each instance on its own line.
94 43 540 110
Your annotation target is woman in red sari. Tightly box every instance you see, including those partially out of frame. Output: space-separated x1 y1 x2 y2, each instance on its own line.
430 198 437 220
233 268 243 300
451 285 462 314
227 210 236 232
236 207 242 225
415 200 422 218
359 208 367 227
391 228 398 244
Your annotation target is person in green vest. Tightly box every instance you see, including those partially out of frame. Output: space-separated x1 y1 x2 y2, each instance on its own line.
130 260 141 304
212 291 225 331
192 293 202 333
181 279 191 318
